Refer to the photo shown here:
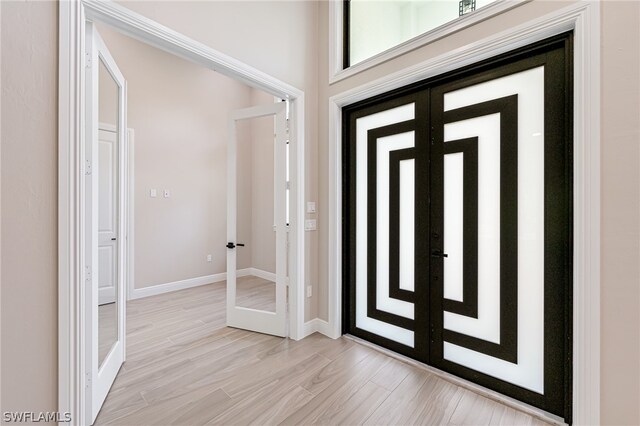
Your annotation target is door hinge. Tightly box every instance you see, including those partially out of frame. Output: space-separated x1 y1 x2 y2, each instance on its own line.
85 265 92 282
286 181 290 190
85 159 92 175
85 371 91 389
85 52 92 69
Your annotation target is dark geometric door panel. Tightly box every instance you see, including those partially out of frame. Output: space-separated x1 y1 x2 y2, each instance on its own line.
343 91 431 361
343 34 572 422
430 41 572 419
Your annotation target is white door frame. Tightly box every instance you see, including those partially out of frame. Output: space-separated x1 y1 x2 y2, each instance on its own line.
327 2 600 425
58 1 306 424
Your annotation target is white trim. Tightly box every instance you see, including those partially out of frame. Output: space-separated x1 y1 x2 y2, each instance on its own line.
327 2 600 424
129 268 278 300
130 272 227 299
98 122 116 133
329 0 530 84
58 1 306 424
301 318 333 338
344 334 565 426
83 0 302 99
125 129 135 302
246 268 277 283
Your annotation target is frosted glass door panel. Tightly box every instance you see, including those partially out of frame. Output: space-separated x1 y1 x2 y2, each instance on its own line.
439 67 545 394
399 159 415 292
353 102 417 349
443 114 501 344
376 132 415 320
443 152 463 302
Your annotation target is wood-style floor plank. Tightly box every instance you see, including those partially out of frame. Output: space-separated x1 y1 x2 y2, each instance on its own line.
95 279 553 426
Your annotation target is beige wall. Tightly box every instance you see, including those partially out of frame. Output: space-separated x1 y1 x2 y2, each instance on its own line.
316 1 640 424
1 0 58 416
115 0 321 320
96 26 281 290
600 2 640 424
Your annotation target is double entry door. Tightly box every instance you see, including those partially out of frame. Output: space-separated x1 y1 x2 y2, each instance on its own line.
343 35 572 420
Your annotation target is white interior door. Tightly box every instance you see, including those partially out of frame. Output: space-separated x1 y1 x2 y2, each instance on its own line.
227 102 287 337
85 22 127 424
98 127 117 306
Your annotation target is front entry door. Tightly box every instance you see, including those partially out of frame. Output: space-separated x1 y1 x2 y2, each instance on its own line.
343 35 572 420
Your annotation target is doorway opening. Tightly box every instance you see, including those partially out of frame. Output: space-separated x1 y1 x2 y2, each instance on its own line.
58 2 305 423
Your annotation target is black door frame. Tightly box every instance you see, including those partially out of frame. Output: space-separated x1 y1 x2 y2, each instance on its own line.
342 32 573 422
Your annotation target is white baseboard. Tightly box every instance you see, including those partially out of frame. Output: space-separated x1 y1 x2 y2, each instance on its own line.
237 267 276 282
131 272 227 299
99 286 115 305
301 318 334 339
131 267 277 300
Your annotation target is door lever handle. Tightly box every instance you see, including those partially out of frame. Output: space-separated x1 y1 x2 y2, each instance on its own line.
431 250 448 258
111 237 117 241
226 242 245 249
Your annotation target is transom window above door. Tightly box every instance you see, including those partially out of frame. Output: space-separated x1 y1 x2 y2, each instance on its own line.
333 0 532 82
342 0 502 69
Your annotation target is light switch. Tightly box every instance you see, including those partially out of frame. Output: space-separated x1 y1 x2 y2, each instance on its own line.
306 201 316 213
207 254 212 262
304 219 317 231
150 189 157 198
163 190 170 198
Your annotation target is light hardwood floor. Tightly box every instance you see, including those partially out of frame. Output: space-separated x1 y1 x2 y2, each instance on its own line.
95 279 551 426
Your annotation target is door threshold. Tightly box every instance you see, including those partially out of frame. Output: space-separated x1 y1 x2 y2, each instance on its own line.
344 334 566 426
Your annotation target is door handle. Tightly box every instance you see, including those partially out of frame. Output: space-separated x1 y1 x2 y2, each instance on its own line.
226 242 246 249
431 250 448 258
111 238 116 241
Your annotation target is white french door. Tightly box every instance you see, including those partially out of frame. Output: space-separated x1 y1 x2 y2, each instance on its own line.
85 22 127 424
227 102 288 337
98 127 118 306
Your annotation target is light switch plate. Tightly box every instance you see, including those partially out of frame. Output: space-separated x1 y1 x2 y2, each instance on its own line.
163 190 170 198
150 189 157 198
306 201 316 213
304 219 317 231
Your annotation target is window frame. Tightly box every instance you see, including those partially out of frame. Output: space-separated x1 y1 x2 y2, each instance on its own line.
331 0 531 83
